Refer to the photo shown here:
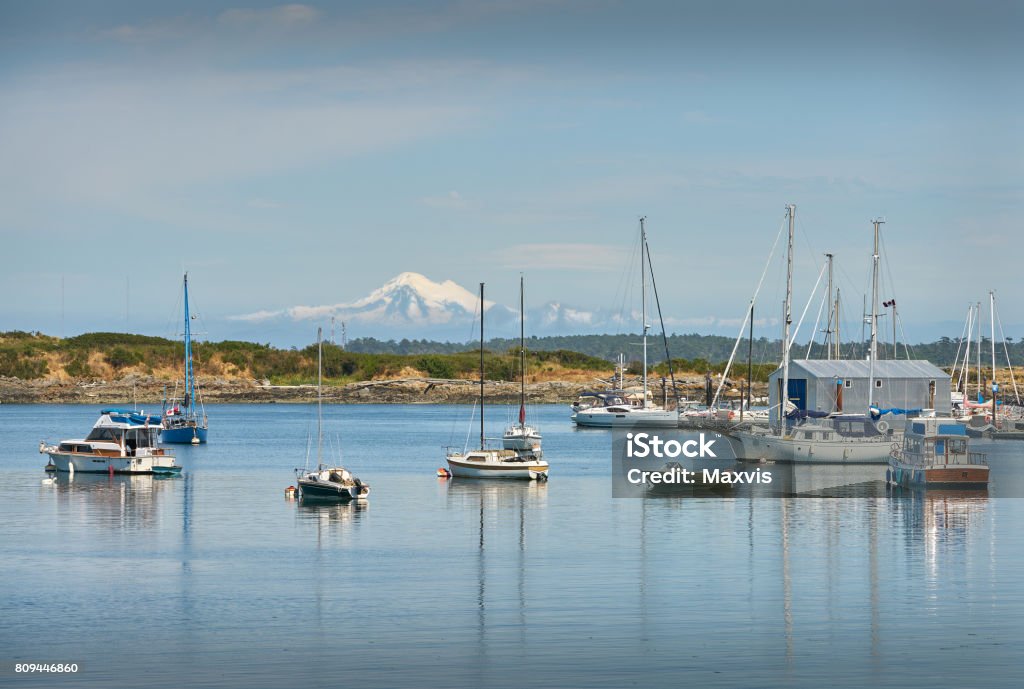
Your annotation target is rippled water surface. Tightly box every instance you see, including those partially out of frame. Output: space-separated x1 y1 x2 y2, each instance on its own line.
2 404 1023 688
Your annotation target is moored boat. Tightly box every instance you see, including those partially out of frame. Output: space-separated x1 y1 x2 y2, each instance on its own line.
161 273 208 444
503 276 543 453
572 218 678 429
39 409 180 474
447 282 549 480
888 417 988 489
295 328 370 501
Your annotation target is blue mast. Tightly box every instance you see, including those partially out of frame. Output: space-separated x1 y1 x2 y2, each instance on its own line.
183 273 193 417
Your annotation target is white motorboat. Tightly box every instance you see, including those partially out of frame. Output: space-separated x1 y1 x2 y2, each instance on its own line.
572 218 678 428
40 409 180 474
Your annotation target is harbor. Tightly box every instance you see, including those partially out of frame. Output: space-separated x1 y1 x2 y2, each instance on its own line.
4 403 1024 689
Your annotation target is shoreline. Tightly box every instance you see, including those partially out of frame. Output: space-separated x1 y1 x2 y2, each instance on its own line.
0 375 758 405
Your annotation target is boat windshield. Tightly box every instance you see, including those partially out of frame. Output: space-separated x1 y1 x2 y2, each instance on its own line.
86 427 122 442
830 419 883 438
124 428 159 448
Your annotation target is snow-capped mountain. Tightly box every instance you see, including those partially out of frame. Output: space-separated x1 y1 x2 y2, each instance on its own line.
229 272 518 337
223 271 697 346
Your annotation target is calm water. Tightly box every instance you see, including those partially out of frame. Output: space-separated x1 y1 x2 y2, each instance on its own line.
2 404 1023 688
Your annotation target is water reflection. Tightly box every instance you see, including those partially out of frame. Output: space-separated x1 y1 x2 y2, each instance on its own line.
295 499 369 534
443 479 548 678
888 489 990 580
47 471 181 530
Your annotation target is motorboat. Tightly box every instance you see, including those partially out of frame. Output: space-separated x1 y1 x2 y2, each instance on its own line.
888 417 988 488
40 409 180 474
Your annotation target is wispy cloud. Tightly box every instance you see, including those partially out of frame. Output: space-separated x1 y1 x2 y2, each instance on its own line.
421 190 471 210
218 4 320 28
496 243 623 271
229 309 285 322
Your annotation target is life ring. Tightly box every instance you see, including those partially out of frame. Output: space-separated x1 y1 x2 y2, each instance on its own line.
876 420 889 433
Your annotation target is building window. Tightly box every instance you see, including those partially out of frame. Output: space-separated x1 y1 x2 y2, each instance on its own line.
875 380 883 388
844 380 852 388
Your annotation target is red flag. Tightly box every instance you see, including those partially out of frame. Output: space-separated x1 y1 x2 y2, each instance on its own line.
518 404 526 425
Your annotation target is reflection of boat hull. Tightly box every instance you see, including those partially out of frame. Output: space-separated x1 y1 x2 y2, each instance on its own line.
45 451 181 474
160 424 208 444
572 408 678 428
447 451 549 480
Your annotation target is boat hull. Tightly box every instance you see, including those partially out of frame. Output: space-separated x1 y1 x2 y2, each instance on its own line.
45 452 180 474
572 408 678 428
446 454 549 480
160 425 208 444
298 478 369 501
887 463 989 489
726 430 896 464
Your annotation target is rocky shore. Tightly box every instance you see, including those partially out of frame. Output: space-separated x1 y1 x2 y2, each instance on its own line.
0 374 758 406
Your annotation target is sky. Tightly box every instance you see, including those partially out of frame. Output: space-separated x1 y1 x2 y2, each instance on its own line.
1 0 1021 345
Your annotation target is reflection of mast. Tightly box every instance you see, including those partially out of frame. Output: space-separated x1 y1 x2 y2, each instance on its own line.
781 500 793 661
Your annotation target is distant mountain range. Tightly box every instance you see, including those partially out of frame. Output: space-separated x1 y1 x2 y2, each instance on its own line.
227 271 649 343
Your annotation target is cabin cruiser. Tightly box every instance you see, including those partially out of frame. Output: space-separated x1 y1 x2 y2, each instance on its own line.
571 390 678 428
888 417 988 488
40 409 180 474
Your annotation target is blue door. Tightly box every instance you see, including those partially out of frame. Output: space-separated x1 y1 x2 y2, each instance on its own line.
787 378 807 411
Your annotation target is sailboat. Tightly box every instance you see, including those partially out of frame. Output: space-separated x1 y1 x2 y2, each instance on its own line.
503 276 542 452
727 208 944 464
295 328 370 501
571 217 678 428
161 273 208 444
446 283 549 480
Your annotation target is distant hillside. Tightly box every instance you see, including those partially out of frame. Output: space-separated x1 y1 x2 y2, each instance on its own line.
0 331 615 385
3 331 1020 387
347 333 1024 369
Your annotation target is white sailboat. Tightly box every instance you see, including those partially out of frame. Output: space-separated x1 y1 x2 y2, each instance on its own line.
571 217 678 428
727 209 916 464
447 283 549 480
295 328 370 501
503 276 542 452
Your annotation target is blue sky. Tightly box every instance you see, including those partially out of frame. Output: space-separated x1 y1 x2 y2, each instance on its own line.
1 1 1021 344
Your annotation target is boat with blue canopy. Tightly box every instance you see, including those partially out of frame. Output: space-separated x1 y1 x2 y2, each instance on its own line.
40 409 180 474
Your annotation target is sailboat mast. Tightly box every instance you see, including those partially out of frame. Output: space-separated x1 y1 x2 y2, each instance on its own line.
745 303 753 418
480 283 485 451
183 273 193 414
868 218 882 410
640 217 649 408
991 291 997 417
317 326 322 467
835 288 841 359
780 204 795 430
825 253 834 360
519 276 526 429
976 300 982 402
